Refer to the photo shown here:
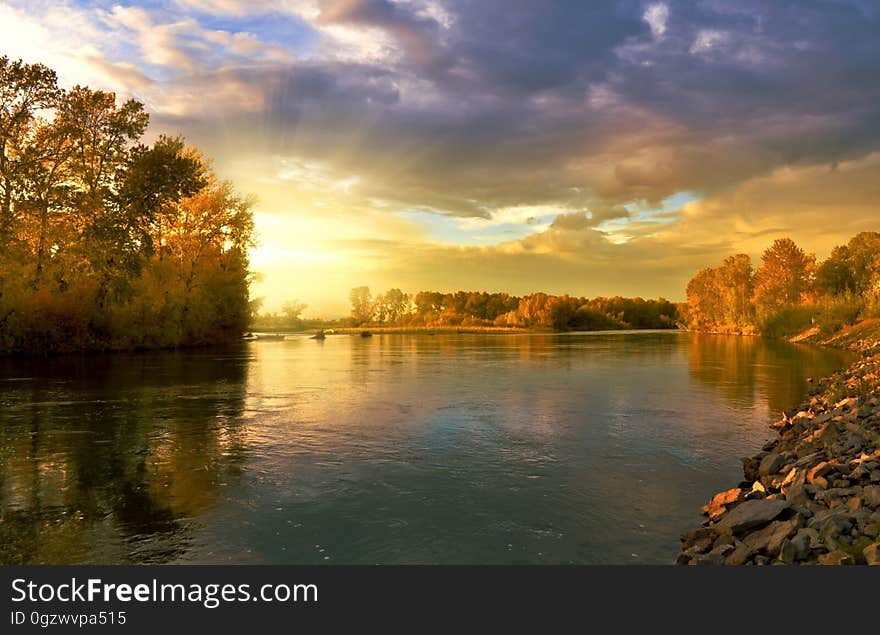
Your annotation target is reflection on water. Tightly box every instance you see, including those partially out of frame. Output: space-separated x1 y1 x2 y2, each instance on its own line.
0 332 854 564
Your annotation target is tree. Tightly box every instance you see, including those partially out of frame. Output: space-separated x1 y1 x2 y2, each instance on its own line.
281 300 307 325
383 288 408 323
717 254 754 329
349 286 373 325
815 245 856 296
0 56 61 241
753 238 815 316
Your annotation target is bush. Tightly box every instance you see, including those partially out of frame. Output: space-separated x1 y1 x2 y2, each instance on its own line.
758 305 816 338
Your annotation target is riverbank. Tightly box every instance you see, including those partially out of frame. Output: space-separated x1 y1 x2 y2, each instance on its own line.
676 319 880 565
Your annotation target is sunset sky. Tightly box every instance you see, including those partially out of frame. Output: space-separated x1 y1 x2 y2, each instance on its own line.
2 0 879 316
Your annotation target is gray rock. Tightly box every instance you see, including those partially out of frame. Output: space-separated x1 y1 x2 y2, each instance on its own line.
760 453 785 477
716 499 790 534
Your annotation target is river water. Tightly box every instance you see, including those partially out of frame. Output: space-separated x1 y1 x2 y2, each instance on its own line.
0 331 854 564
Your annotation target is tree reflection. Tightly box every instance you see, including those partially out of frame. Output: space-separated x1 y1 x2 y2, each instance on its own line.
687 334 853 413
0 348 249 564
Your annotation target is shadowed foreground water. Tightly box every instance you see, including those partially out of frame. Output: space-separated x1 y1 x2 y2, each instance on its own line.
0 332 855 564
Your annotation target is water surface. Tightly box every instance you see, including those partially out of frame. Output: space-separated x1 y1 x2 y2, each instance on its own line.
0 332 854 564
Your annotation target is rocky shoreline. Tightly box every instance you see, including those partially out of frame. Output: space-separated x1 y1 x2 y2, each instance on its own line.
676 320 880 565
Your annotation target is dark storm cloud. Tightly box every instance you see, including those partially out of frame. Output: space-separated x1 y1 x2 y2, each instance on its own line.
144 0 880 219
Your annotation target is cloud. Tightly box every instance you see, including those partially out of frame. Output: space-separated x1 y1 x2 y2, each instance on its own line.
4 0 880 313
643 3 669 38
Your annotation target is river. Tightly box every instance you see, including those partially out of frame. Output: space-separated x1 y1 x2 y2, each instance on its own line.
0 331 855 564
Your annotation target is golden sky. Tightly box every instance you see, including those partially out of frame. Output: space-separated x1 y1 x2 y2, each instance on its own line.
3 1 879 316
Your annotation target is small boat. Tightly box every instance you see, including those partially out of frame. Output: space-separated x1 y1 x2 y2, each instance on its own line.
242 332 258 341
310 330 326 340
360 331 373 338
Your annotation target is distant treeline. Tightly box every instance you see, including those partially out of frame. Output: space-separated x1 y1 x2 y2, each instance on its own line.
685 232 880 337
0 57 254 353
345 287 679 330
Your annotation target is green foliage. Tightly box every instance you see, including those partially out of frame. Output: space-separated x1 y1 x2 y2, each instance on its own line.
0 58 254 354
757 305 815 339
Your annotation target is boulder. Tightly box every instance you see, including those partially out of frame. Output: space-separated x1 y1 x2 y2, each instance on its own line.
716 499 790 534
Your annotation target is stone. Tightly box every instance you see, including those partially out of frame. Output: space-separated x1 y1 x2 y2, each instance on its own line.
784 484 812 507
701 488 742 519
694 552 726 565
778 539 798 563
808 461 835 484
742 457 761 482
675 552 692 565
681 527 715 552
713 534 735 550
812 476 829 489
870 470 880 483
760 453 785 477
724 541 752 565
862 523 880 539
767 519 799 556
847 497 863 512
863 485 880 508
716 499 790 534
789 528 815 561
817 550 854 565
864 543 880 565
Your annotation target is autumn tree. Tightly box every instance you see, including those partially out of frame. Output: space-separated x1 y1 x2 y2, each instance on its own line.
349 286 373 325
753 238 815 316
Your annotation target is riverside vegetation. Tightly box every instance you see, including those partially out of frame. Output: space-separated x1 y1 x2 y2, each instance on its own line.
0 57 253 354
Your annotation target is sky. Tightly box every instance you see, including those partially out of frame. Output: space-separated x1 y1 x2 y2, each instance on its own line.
2 0 879 316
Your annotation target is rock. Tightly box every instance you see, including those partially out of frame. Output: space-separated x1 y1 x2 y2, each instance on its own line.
724 541 752 565
784 484 812 507
817 550 854 565
863 485 880 508
742 457 761 482
760 453 785 477
693 552 726 565
701 488 743 519
787 528 815 561
862 523 880 539
713 534 735 550
870 470 880 483
681 527 716 551
767 519 799 555
675 552 693 565
778 539 797 563
847 497 863 512
864 543 880 565
716 499 790 534
808 461 835 484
